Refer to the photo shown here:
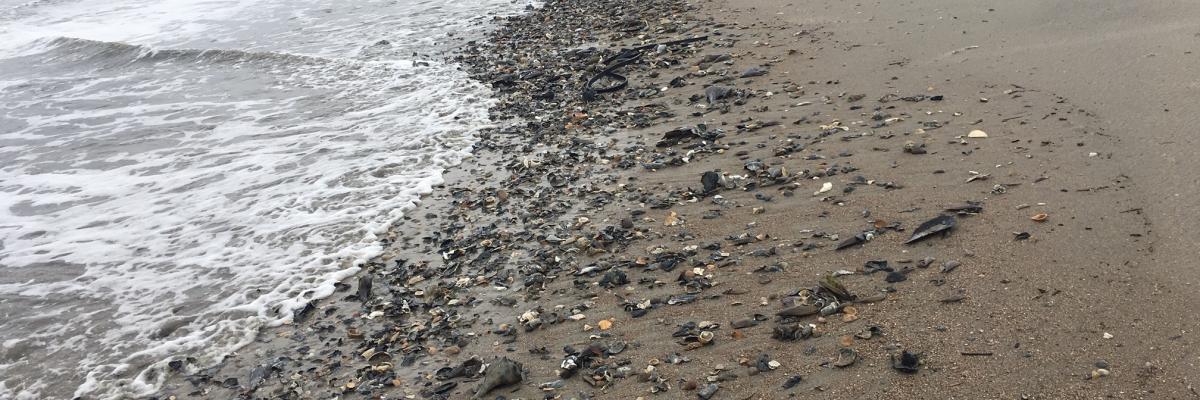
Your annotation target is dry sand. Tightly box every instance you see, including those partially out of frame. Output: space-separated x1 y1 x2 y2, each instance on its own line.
156 1 1200 399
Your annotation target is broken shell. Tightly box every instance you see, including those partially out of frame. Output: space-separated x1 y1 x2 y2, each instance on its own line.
664 211 680 226
833 348 857 368
906 214 957 244
838 335 854 347
777 304 820 318
598 319 613 330
855 325 882 340
814 181 833 196
819 301 842 316
607 341 627 355
841 306 859 322
698 330 714 344
368 352 392 367
892 351 921 373
519 310 539 322
1031 213 1049 222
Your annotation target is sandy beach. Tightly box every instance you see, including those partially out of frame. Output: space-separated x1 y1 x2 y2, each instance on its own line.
155 0 1200 399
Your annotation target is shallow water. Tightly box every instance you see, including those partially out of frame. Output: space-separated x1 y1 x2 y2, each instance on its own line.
0 0 530 398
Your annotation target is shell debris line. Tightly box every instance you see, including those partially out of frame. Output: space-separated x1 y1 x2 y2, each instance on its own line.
152 0 1176 398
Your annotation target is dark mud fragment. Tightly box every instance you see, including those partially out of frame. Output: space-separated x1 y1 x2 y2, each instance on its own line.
701 170 722 194
354 275 371 302
884 271 908 283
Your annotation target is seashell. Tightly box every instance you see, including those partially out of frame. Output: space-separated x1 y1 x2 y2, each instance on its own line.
368 352 392 367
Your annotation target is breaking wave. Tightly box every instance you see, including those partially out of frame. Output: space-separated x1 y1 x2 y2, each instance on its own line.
38 36 337 67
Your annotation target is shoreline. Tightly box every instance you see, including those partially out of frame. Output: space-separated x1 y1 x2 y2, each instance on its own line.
157 0 1199 399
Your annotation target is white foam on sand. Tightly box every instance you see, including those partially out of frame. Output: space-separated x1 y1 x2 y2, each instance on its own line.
0 0 534 398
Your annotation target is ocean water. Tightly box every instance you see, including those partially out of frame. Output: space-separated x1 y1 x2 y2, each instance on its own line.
0 0 529 398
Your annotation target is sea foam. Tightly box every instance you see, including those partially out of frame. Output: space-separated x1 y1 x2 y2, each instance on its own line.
0 0 529 398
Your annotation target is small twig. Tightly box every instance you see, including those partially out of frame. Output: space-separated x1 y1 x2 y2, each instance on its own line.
960 351 993 356
1001 114 1028 122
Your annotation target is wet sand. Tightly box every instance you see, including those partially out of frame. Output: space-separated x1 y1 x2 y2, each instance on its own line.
156 0 1200 399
